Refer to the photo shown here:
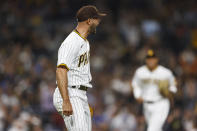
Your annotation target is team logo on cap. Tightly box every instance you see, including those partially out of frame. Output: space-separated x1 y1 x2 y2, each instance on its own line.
147 50 154 56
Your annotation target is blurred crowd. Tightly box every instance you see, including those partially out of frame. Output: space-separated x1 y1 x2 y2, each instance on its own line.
0 0 197 131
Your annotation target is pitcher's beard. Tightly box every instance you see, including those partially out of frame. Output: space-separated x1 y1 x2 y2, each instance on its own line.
89 24 97 34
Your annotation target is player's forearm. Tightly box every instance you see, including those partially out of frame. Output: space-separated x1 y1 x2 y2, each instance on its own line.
132 83 142 99
56 68 69 101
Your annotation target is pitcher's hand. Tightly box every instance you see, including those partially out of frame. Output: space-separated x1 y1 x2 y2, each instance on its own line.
62 99 73 116
136 97 143 103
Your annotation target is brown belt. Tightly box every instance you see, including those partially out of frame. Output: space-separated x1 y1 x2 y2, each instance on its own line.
144 99 162 104
71 85 88 91
144 101 154 104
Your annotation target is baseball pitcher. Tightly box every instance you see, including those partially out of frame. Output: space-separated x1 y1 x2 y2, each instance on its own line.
53 5 106 131
132 49 177 131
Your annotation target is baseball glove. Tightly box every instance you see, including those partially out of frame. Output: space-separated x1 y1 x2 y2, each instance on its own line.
158 80 170 98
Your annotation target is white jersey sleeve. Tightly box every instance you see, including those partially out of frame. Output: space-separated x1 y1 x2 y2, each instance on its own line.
168 71 177 93
132 71 142 99
57 40 80 70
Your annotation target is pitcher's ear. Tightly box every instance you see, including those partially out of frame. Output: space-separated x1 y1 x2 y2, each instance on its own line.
87 19 91 25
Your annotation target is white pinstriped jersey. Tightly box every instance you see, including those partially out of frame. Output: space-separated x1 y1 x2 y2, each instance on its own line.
57 30 92 88
132 65 177 101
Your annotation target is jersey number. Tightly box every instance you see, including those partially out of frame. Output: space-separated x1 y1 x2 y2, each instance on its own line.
78 52 90 67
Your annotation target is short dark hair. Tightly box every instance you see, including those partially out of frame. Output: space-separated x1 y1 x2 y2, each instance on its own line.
76 5 106 22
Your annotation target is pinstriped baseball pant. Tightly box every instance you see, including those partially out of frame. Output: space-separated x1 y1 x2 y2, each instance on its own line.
53 87 92 131
143 98 170 131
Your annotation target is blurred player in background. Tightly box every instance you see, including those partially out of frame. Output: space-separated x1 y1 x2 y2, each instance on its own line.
53 5 106 131
132 49 177 131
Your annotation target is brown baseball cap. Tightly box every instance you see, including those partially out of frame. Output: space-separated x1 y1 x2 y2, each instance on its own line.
76 5 107 22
